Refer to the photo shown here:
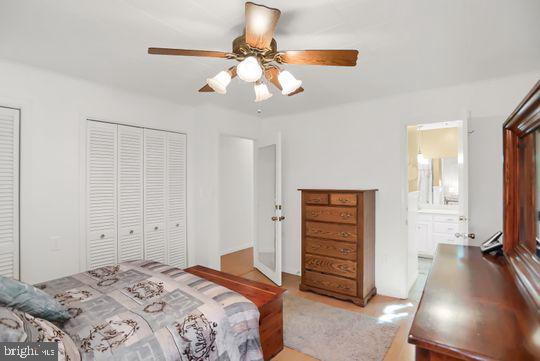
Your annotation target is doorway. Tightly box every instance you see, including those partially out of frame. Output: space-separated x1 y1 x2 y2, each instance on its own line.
406 120 471 296
218 132 283 286
219 135 255 276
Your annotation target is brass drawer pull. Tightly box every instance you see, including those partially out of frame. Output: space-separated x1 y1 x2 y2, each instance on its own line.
340 248 351 255
339 232 351 238
310 211 319 217
340 212 352 219
338 198 350 203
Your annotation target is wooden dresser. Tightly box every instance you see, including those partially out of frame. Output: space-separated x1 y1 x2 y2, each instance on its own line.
298 189 377 306
409 245 540 360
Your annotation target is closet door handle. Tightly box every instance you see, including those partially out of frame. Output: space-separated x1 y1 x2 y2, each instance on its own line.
100 234 105 239
129 230 134 235
176 223 180 227
154 226 159 231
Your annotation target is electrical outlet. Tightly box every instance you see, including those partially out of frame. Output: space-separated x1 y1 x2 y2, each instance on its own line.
50 236 60 251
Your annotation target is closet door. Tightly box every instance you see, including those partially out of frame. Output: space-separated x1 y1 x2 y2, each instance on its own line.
143 129 167 263
86 121 117 269
166 133 187 268
117 125 144 262
0 107 19 279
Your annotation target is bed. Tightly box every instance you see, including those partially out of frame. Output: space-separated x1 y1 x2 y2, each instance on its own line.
36 260 264 361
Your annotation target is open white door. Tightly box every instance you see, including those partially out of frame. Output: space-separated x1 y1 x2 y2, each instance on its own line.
255 132 282 286
456 116 472 244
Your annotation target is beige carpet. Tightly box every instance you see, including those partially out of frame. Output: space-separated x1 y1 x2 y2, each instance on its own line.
284 294 399 361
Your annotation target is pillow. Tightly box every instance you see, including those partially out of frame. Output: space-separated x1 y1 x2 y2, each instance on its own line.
0 307 80 361
0 276 70 322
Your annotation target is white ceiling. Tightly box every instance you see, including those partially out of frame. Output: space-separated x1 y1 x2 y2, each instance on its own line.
0 0 539 116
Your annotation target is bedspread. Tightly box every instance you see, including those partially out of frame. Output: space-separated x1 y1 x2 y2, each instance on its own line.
37 260 263 361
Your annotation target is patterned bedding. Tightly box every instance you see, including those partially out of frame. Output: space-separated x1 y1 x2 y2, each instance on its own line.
37 260 264 361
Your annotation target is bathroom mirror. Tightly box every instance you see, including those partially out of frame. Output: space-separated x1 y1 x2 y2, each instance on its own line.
408 123 460 209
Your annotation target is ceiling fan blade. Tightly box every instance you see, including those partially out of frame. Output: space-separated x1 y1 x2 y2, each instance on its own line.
198 84 214 92
279 50 359 66
288 87 304 97
264 67 282 91
148 48 230 58
199 66 237 93
245 2 281 50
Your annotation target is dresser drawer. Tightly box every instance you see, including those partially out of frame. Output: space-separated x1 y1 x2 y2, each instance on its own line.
304 193 329 205
305 238 357 260
305 254 357 279
305 206 357 224
304 270 357 296
305 221 357 242
330 193 357 206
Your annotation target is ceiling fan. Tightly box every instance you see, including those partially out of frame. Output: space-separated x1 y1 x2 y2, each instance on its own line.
148 2 359 102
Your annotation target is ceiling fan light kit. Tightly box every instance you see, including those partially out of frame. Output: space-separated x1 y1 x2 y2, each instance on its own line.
254 81 273 102
148 2 359 102
206 70 232 94
278 70 302 95
237 56 263 82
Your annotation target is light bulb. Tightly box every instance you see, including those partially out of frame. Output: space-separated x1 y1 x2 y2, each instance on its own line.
206 70 231 94
278 70 302 95
237 56 262 83
254 82 273 102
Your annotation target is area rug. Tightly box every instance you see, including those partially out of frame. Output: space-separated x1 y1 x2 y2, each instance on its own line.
283 294 399 361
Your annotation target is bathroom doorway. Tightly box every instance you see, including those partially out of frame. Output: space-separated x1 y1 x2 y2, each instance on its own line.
406 120 471 295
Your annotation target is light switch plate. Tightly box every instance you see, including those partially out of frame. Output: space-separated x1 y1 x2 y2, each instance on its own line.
50 236 60 251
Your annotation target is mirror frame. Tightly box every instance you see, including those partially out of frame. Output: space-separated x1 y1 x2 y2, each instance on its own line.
503 80 540 308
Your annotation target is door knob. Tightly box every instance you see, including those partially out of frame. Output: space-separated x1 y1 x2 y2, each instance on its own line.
271 216 285 221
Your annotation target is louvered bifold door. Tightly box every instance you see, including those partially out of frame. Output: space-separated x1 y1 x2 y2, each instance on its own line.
0 108 19 279
166 132 187 268
143 129 167 263
117 125 144 262
86 121 118 269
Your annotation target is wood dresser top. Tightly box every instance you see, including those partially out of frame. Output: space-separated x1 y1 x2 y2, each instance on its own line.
409 244 540 360
298 188 378 192
185 265 285 309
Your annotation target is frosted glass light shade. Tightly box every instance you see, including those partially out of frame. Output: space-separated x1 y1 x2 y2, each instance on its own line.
417 153 429 165
206 71 231 94
278 70 302 95
237 56 262 83
254 82 273 102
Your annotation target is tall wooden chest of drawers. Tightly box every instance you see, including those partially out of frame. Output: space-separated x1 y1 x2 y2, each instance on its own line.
299 189 377 306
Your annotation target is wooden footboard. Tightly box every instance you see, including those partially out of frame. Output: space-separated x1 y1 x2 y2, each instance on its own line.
185 265 285 360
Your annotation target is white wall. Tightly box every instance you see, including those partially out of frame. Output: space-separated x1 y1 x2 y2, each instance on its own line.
0 60 259 284
260 71 540 298
219 135 254 255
